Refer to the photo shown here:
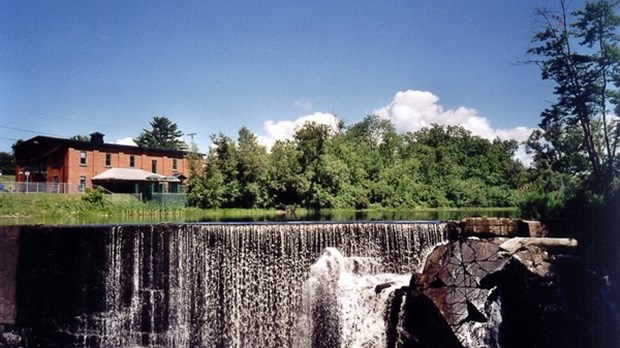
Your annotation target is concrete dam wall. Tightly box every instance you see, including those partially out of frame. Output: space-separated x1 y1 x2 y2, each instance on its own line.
0 222 447 347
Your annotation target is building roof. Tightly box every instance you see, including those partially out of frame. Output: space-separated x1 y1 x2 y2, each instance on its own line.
92 168 180 182
15 134 191 158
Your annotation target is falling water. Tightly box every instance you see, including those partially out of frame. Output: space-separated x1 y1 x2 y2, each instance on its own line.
16 222 447 347
294 247 412 348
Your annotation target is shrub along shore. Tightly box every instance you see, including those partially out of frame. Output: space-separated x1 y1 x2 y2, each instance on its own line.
0 191 517 226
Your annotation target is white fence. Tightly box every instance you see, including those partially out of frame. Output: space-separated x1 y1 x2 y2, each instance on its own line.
1 181 186 206
0 182 141 200
0 181 83 194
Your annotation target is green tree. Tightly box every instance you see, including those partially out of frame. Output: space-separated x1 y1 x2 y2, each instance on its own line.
401 125 521 207
185 143 205 206
293 122 333 208
0 152 15 175
186 144 204 179
185 120 524 210
266 139 308 207
208 133 241 208
345 115 402 183
135 116 188 150
69 135 91 142
527 0 620 192
236 126 270 208
187 133 239 208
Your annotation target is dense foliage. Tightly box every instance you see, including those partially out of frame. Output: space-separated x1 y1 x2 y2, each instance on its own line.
0 152 15 175
188 117 526 210
522 0 620 218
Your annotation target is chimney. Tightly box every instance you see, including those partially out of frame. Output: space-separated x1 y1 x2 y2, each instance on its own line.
90 132 105 144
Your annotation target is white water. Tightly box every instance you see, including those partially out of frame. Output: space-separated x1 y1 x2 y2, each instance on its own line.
295 247 411 348
71 222 446 347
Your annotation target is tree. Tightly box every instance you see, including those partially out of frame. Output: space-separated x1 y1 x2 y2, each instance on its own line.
185 143 206 206
267 139 308 207
135 116 188 150
69 135 91 142
236 126 270 208
185 120 524 210
0 152 15 175
293 122 333 208
527 0 620 193
346 115 401 182
188 133 239 208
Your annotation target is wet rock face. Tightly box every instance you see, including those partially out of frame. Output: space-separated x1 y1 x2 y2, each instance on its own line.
397 236 589 348
399 238 507 347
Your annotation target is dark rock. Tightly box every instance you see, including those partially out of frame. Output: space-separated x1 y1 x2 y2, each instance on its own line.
0 227 18 325
375 282 394 294
0 324 30 348
398 235 589 347
392 274 463 348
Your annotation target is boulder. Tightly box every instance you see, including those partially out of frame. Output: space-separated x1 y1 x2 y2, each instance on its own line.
396 235 588 348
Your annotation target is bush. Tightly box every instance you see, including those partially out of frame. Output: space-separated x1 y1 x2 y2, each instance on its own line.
82 187 106 206
517 191 563 220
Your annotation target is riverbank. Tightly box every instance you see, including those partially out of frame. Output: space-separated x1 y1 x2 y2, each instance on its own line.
0 192 518 225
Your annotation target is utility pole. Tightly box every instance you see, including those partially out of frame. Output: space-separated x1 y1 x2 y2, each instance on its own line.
187 133 197 145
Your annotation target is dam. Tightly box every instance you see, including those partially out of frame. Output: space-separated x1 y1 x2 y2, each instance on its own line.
0 222 447 347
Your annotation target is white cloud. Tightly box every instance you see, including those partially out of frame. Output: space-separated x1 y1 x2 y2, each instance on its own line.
294 99 314 111
374 90 536 164
115 137 137 146
258 112 340 149
256 90 537 164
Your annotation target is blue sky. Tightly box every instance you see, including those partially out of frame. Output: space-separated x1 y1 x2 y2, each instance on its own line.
0 0 586 159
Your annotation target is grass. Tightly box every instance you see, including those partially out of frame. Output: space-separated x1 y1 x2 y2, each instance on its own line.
0 192 181 219
0 192 518 226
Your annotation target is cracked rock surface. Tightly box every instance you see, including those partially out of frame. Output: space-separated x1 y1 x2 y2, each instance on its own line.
394 236 586 348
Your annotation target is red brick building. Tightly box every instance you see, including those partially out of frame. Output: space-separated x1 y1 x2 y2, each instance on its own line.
14 132 190 194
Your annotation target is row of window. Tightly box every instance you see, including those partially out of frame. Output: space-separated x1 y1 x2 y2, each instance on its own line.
79 151 178 172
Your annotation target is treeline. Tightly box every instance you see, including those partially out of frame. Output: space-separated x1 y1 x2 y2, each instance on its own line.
519 0 620 219
187 116 527 210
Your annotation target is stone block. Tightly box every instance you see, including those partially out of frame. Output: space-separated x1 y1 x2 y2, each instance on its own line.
463 218 518 237
518 220 548 237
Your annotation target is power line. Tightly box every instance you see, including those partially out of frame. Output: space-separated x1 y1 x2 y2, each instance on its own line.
0 104 141 133
0 125 68 138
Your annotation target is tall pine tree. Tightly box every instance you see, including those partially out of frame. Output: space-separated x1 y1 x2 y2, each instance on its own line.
135 116 188 150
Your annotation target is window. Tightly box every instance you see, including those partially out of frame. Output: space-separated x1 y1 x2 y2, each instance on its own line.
79 176 86 192
105 153 112 167
129 155 135 168
80 151 87 166
151 160 157 173
172 158 178 171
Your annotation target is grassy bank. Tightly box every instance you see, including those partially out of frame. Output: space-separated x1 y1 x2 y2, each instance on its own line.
0 192 518 225
0 192 185 219
0 193 297 225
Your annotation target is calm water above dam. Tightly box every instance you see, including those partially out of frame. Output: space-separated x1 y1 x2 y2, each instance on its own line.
0 208 516 226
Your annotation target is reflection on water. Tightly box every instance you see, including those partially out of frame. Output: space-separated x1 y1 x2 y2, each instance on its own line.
304 209 517 222
0 208 517 226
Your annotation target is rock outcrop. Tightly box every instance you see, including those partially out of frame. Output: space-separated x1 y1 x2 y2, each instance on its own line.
393 218 607 348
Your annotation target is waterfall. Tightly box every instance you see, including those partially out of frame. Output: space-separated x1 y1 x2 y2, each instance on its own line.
294 248 412 348
16 222 447 347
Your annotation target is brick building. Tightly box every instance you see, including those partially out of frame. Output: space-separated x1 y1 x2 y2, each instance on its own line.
14 132 190 194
